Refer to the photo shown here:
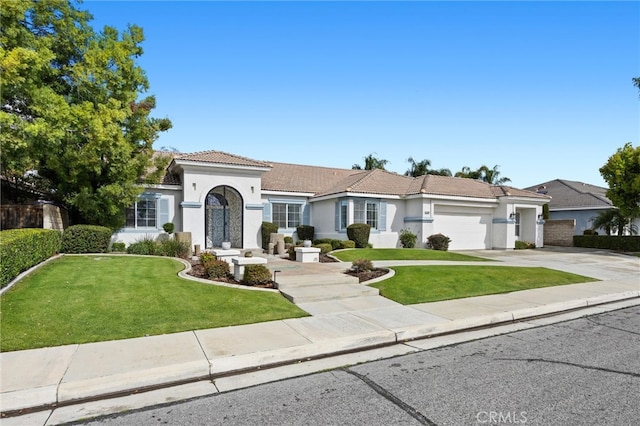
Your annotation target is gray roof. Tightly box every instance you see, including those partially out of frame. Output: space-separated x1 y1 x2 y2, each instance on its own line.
524 179 612 210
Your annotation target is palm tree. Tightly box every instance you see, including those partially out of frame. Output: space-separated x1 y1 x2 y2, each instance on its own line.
455 166 482 180
352 153 389 170
404 157 431 177
591 209 637 236
478 165 511 185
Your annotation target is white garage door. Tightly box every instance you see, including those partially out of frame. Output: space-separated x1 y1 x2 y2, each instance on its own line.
433 206 493 250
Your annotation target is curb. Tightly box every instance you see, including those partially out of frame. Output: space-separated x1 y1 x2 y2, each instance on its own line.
2 292 638 418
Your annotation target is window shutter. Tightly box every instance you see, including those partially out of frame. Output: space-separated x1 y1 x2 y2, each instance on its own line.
379 200 387 231
263 202 272 222
158 198 170 229
335 201 340 231
302 203 310 225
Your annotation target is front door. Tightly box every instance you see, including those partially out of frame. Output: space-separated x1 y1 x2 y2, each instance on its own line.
205 186 243 249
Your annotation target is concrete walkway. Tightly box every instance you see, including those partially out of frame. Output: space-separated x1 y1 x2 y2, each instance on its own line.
1 248 638 425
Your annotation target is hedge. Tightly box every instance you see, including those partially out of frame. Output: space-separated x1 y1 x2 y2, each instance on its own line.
1 228 62 288
296 225 315 241
573 235 640 252
261 222 278 250
61 225 112 253
347 223 371 248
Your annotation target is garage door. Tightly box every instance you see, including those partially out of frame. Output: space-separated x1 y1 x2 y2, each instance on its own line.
433 206 493 250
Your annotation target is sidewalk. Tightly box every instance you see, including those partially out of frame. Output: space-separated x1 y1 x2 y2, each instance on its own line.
1 248 638 424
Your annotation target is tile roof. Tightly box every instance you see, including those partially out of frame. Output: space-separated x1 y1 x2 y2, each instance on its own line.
164 149 547 201
524 179 611 209
174 150 271 168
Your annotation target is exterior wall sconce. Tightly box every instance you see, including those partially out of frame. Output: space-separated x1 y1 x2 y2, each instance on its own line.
537 214 544 220
509 212 516 220
192 182 196 191
251 186 255 193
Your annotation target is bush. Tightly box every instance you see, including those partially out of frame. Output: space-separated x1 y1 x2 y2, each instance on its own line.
340 240 356 249
426 233 451 251
242 264 272 286
347 223 371 248
515 240 536 250
206 259 231 280
399 229 417 248
284 236 293 244
296 225 315 241
162 222 175 234
111 242 126 252
61 225 112 254
126 236 158 255
261 222 278 250
0 229 62 288
288 244 297 260
156 239 189 258
351 258 374 273
199 251 216 267
313 243 332 254
583 229 598 236
573 235 640 252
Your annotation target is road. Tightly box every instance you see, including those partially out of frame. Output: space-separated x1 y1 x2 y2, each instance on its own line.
77 306 640 426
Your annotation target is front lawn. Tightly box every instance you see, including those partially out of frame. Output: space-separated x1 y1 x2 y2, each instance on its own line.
332 248 491 262
0 255 308 352
371 265 597 304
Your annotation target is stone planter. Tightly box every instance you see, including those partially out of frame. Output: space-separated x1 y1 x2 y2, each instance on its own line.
221 241 231 250
303 239 312 248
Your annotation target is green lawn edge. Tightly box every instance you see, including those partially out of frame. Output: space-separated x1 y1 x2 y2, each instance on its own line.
332 248 492 262
0 255 308 352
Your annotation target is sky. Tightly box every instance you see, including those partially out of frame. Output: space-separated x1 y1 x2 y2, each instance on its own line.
81 0 639 189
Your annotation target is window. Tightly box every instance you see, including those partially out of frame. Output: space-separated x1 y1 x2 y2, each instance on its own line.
126 198 157 228
272 203 301 228
340 201 348 230
515 212 521 237
354 200 379 230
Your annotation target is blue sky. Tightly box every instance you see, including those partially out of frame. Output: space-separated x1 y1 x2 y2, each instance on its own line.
82 1 639 189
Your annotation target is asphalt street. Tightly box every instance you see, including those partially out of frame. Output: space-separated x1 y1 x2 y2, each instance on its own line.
74 305 640 426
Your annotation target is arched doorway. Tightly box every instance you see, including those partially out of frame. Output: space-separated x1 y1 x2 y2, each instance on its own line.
205 186 243 249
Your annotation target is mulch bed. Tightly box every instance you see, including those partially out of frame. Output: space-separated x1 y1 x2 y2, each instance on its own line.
187 254 388 287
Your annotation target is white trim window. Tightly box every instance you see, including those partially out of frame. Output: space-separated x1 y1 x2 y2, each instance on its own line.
272 203 301 229
354 199 379 230
125 193 168 229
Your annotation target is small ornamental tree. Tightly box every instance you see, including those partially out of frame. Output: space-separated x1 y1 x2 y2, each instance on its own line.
347 223 371 248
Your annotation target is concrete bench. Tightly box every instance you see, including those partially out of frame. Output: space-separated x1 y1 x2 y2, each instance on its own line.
232 257 268 281
211 249 240 265
294 247 321 263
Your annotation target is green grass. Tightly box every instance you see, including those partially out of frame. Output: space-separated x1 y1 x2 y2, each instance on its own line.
0 256 308 352
371 265 597 305
332 248 491 262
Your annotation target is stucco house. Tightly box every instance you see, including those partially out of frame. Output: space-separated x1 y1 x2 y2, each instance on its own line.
524 179 639 235
113 150 550 251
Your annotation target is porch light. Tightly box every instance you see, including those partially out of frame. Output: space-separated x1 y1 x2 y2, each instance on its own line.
509 212 516 220
538 214 544 220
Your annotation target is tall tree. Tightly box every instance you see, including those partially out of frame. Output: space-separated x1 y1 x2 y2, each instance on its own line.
478 165 511 185
599 142 640 220
352 153 389 170
0 0 171 229
404 157 431 177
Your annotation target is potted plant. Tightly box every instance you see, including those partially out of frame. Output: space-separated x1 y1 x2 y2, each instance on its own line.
221 241 231 250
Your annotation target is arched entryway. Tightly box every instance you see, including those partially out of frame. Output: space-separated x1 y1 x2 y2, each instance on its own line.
205 186 243 249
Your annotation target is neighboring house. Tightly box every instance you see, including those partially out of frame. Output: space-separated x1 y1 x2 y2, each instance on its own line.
113 150 550 251
524 179 633 235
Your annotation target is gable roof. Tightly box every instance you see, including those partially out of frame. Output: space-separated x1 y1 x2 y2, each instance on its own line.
524 179 612 210
165 149 548 201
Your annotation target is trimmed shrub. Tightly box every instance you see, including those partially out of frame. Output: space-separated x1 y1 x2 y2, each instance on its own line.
426 233 451 251
61 225 112 254
126 236 158 255
199 252 216 267
515 240 536 250
296 225 315 241
284 236 293 244
351 258 374 273
312 239 342 250
111 242 126 252
288 244 297 260
162 222 175 234
399 229 417 248
261 222 278 250
242 264 272 286
340 240 356 249
206 259 231 280
313 243 332 254
0 229 62 288
156 239 190 258
573 235 640 252
347 223 371 248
